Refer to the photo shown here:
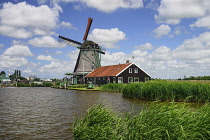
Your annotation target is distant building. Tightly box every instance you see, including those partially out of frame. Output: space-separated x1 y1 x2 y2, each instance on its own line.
41 78 52 82
25 76 36 81
85 62 151 85
0 74 11 84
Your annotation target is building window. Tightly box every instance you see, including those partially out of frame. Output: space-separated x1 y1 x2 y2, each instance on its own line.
103 77 105 80
107 77 110 83
134 68 138 73
98 77 100 80
129 68 132 73
128 77 133 83
113 77 116 83
145 77 150 81
134 77 139 83
118 77 123 83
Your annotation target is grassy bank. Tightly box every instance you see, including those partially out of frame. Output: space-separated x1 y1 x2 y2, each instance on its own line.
123 80 210 102
73 103 210 140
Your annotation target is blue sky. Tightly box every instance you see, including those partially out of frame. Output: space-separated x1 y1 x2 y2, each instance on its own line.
0 0 210 79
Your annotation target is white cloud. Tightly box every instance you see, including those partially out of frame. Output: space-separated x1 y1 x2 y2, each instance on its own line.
0 25 33 38
39 61 74 78
190 16 210 29
28 36 66 48
131 50 148 57
60 21 77 29
135 42 154 50
0 2 59 38
172 31 210 60
67 49 79 60
37 55 57 61
56 51 62 55
155 0 210 24
88 28 126 49
153 24 171 38
38 0 144 13
0 55 28 68
174 30 181 35
82 0 144 13
3 45 33 57
149 46 172 61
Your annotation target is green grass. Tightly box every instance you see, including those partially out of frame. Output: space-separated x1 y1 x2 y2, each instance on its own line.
101 83 126 92
123 80 210 102
73 103 210 140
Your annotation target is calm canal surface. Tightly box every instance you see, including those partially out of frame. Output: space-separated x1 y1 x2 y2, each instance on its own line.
0 87 148 139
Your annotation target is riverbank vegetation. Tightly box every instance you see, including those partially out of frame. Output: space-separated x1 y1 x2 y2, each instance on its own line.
74 103 210 140
101 83 125 92
122 80 210 102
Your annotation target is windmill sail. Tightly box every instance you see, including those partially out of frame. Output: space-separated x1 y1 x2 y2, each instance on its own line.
83 18 93 41
58 35 81 48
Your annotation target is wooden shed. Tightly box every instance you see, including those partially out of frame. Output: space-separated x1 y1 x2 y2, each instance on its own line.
85 62 151 85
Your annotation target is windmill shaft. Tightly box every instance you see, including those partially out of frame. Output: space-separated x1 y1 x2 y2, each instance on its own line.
83 18 93 41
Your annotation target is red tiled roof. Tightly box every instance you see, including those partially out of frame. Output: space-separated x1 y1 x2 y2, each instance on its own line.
86 63 132 77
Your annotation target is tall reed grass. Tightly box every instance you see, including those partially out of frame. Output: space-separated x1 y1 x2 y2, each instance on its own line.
101 83 126 92
123 80 210 102
74 103 210 140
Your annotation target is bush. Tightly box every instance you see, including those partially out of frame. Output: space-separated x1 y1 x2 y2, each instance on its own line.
43 82 52 87
74 103 210 140
101 83 126 92
122 80 210 102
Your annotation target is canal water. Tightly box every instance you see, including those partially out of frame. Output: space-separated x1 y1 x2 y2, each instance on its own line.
0 87 148 139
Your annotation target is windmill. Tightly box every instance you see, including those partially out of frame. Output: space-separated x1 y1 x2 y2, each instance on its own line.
58 18 105 84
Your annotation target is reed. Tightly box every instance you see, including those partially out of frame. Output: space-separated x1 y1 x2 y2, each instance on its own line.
123 80 210 102
101 83 126 92
73 103 210 140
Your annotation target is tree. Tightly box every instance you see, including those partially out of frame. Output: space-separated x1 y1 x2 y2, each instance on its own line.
0 71 6 76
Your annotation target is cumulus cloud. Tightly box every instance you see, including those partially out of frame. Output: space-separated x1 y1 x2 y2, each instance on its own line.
135 42 154 50
88 28 126 49
153 24 171 38
81 0 144 13
0 2 59 38
190 16 210 29
39 61 75 78
0 55 28 68
41 0 144 13
60 21 77 29
56 51 62 55
37 55 57 61
67 49 80 60
28 36 66 48
149 46 172 61
155 0 210 24
172 31 210 60
3 45 33 57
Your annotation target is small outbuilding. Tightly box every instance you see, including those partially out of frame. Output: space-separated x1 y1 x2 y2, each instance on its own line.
0 74 11 85
85 62 151 85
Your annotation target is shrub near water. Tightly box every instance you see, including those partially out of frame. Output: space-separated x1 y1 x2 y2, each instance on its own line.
74 103 210 140
101 83 126 92
123 80 210 102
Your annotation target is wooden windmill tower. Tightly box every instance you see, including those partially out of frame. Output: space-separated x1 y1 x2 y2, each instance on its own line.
59 18 105 84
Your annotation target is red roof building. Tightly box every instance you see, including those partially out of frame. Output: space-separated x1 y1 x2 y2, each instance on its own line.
85 62 150 85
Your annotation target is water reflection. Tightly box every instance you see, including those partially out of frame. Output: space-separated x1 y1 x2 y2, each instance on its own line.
0 87 148 139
